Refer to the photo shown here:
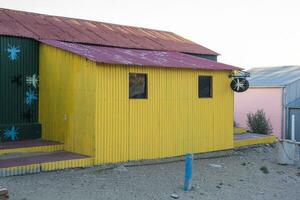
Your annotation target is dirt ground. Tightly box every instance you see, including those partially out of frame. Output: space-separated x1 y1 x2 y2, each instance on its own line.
1 145 300 200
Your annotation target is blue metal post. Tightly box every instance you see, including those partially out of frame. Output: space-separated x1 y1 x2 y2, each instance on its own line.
184 153 193 191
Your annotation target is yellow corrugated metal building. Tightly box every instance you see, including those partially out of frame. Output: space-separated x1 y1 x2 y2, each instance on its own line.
39 42 236 165
0 8 243 174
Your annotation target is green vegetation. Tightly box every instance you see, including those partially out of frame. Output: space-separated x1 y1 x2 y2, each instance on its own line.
260 166 269 174
247 109 273 135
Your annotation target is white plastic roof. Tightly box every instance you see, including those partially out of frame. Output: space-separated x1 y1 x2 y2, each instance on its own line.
247 66 300 87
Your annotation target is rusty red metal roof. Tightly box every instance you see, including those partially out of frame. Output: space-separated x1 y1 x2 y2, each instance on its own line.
40 39 239 71
0 8 218 55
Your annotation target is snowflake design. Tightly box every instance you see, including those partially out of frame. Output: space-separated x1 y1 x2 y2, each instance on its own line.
233 79 246 91
7 44 21 61
4 126 19 141
26 74 39 88
25 89 38 105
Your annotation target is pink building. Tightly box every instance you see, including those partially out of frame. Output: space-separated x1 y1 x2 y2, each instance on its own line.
234 66 300 141
235 88 283 138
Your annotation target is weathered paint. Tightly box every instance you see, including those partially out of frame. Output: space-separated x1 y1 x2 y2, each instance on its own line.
40 44 234 164
40 157 94 171
234 88 283 138
0 158 94 177
0 143 63 155
40 39 238 71
0 164 40 177
0 8 218 55
0 35 41 141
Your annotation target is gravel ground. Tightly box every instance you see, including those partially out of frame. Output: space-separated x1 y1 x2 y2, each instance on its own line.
1 145 300 200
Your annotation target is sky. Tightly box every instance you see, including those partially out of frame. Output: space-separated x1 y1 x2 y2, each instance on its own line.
0 0 299 69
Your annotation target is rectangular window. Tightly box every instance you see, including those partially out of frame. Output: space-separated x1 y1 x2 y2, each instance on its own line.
198 76 212 98
129 73 147 99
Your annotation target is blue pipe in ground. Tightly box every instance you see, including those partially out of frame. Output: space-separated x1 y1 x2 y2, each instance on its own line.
184 153 193 191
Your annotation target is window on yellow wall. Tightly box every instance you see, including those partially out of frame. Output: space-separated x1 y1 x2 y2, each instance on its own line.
129 73 148 99
198 76 212 98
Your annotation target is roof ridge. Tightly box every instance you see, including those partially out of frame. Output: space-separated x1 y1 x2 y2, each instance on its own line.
0 7 219 55
1 8 171 33
249 65 300 70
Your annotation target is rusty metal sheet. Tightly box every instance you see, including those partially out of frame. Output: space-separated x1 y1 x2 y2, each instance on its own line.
0 8 219 55
40 39 239 71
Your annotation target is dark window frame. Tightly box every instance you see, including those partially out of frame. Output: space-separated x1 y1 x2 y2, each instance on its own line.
198 76 213 98
129 73 148 99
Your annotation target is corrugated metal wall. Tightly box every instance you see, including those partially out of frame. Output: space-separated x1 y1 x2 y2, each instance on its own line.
40 44 234 163
0 36 40 141
285 79 300 105
94 65 233 164
39 44 96 156
284 79 300 138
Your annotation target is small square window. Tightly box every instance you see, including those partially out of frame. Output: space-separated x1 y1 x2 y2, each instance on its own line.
129 73 147 99
198 76 212 98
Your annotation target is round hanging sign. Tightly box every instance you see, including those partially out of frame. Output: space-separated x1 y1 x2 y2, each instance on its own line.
230 78 249 92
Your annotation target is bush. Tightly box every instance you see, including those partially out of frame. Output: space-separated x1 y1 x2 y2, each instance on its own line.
260 166 269 174
246 109 273 135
